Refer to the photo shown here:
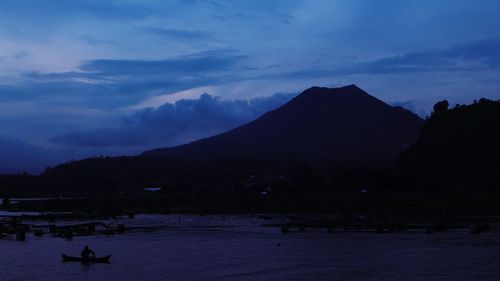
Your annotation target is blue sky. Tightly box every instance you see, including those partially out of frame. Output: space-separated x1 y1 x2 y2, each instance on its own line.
1 0 500 172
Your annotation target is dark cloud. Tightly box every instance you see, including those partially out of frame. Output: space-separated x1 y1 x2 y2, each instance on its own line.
50 128 149 147
76 34 117 45
0 135 60 174
347 38 500 74
0 134 146 174
80 51 246 76
51 92 296 148
261 37 500 79
2 1 500 174
10 37 498 109
143 27 215 42
1 51 247 106
441 37 500 68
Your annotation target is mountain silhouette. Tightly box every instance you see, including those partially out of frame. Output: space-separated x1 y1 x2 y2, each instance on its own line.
396 98 500 188
144 85 423 166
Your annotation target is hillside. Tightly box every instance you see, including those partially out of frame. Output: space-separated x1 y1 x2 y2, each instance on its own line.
144 85 423 167
397 98 500 189
4 85 425 195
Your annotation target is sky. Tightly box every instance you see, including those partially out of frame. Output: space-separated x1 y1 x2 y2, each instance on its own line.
1 0 500 173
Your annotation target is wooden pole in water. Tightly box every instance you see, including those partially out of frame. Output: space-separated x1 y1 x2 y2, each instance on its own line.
16 230 26 241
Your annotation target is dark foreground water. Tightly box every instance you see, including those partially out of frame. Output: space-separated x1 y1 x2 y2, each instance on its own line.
1 214 500 281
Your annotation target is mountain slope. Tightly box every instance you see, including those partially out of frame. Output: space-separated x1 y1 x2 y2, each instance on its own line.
397 98 500 188
144 85 423 166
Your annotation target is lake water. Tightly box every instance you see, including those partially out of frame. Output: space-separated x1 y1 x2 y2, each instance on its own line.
1 214 500 281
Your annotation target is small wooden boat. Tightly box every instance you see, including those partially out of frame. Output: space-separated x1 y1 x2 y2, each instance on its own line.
62 254 111 263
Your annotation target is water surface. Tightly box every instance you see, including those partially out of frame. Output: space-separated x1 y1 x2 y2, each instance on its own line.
1 215 500 281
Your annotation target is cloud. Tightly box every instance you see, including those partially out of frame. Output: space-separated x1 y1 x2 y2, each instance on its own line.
0 135 61 174
390 101 417 113
347 38 500 74
142 27 215 42
390 100 427 117
76 34 116 46
80 50 246 76
441 37 500 68
0 50 248 106
51 92 296 148
2 0 500 174
264 37 500 79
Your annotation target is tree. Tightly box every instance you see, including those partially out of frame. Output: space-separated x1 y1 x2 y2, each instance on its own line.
432 100 449 117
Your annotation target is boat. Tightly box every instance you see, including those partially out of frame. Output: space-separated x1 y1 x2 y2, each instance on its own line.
62 254 111 263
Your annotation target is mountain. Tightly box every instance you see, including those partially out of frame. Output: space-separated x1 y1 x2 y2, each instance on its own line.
396 98 500 189
144 85 423 167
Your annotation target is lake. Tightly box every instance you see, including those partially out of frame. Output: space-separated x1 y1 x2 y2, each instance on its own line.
1 214 500 281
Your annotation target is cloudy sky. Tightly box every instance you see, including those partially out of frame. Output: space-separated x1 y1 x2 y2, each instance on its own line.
1 0 500 172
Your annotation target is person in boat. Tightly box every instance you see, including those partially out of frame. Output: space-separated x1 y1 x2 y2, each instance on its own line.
81 245 96 261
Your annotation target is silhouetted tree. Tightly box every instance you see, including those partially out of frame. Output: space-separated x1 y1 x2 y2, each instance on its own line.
479 98 489 104
432 100 449 117
397 97 500 190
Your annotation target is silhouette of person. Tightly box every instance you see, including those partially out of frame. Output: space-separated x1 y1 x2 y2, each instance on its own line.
81 245 95 261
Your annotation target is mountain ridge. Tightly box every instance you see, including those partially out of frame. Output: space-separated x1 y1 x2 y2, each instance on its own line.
143 85 423 166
